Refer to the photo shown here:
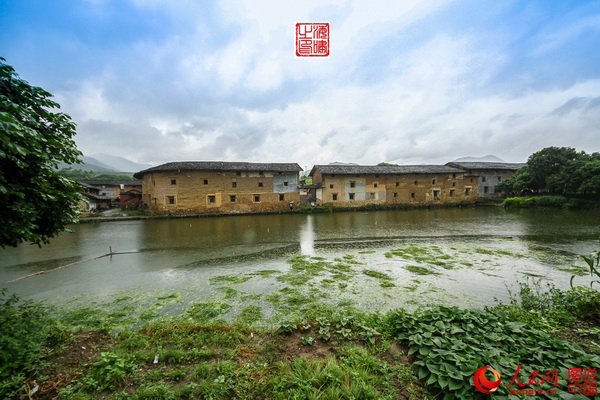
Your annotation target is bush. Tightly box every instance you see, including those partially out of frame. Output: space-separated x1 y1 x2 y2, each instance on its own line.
534 195 568 208
503 197 535 208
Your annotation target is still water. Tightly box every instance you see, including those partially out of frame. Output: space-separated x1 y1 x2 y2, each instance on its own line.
1 207 599 316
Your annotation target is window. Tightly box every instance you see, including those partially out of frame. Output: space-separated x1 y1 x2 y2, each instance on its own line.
411 192 415 198
203 179 208 185
208 195 216 204
253 194 261 202
283 181 289 187
484 186 489 194
170 179 176 185
332 193 338 201
350 181 356 188
232 181 237 188
230 195 236 202
396 182 399 187
449 190 455 197
432 178 436 185
258 182 264 187
166 195 175 205
374 183 378 188
393 192 398 198
279 194 285 201
259 171 264 176
153 180 155 186
236 171 242 176
470 178 474 183
433 189 441 200
452 173 456 178
498 176 502 181
465 188 471 196
452 182 456 187
369 193 375 199
482 176 486 182
329 184 334 189
349 193 355 200
414 180 418 185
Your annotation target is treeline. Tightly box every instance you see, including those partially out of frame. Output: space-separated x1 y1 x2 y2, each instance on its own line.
58 167 135 181
498 146 600 198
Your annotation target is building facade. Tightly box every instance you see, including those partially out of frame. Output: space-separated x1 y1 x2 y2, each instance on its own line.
309 165 478 206
446 162 526 197
134 162 302 214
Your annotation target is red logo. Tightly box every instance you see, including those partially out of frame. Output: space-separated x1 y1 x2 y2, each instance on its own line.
296 23 329 57
474 366 502 394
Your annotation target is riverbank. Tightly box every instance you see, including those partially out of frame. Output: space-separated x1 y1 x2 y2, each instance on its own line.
2 281 599 400
503 195 600 210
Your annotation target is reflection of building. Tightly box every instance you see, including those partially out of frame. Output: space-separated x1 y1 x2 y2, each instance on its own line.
445 162 526 197
309 164 477 206
134 162 302 214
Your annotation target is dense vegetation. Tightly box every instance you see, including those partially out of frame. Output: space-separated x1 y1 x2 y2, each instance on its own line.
58 167 136 181
0 58 82 247
498 147 600 197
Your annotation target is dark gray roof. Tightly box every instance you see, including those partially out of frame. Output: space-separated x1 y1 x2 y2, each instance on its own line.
310 164 465 176
446 162 526 171
79 180 142 186
134 161 303 178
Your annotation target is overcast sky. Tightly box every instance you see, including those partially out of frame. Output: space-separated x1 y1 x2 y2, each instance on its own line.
2 0 599 169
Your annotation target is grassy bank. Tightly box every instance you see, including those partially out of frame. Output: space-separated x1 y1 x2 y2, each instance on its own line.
503 195 600 210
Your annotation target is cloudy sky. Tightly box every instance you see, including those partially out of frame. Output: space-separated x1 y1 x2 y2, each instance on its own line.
2 0 599 169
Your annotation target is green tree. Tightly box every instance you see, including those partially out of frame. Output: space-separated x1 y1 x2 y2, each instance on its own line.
526 146 578 191
0 58 82 247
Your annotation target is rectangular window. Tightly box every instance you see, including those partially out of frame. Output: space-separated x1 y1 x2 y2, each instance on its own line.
369 192 375 199
470 178 473 183
236 171 242 176
232 181 237 188
452 173 456 178
350 181 356 188
482 176 486 182
230 195 236 202
203 179 208 185
259 171 264 176
449 190 455 197
414 180 418 185
349 193 355 200
279 194 285 201
153 180 156 186
373 183 378 188
258 182 264 187
329 184 334 189
208 195 216 204
332 193 338 201
283 181 289 187
396 182 399 187
465 188 471 196
411 192 415 198
498 176 502 181
170 179 177 185
452 182 456 186
253 194 261 202
432 178 436 185
433 189 441 200
393 192 398 198
166 195 175 205
484 186 489 193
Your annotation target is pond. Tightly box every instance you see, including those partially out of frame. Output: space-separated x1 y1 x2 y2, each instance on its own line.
1 207 598 324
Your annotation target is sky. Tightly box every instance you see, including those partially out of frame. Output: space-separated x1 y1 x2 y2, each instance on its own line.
1 0 599 169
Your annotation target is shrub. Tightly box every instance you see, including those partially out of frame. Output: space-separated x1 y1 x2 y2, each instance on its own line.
534 195 568 208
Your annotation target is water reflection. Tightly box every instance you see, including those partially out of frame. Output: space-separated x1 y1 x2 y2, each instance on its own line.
300 215 315 255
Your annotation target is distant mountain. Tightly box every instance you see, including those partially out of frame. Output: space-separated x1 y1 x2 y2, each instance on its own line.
90 154 153 172
452 155 506 163
58 156 115 172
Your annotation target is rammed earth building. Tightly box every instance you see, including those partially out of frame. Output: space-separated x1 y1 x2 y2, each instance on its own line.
133 162 302 214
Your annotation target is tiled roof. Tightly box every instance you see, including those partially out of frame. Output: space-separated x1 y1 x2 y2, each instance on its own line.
446 162 526 171
134 162 302 178
310 164 465 176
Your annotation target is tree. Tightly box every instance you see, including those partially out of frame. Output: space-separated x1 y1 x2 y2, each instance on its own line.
0 58 82 247
526 146 578 191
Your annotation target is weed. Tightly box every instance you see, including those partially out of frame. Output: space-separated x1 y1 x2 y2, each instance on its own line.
404 265 440 275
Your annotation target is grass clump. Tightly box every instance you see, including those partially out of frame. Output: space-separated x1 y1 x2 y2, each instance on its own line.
404 265 439 275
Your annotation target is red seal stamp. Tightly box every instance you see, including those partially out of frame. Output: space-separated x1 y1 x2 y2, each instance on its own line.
295 23 330 57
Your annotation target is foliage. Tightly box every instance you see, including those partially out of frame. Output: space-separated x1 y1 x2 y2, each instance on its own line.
503 196 568 209
299 203 333 213
571 237 600 290
388 306 600 399
0 58 82 247
58 167 135 181
0 290 60 398
83 352 137 391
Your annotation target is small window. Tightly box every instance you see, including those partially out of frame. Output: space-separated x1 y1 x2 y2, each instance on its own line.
232 181 237 188
170 179 176 185
374 183 378 188
482 176 487 182
329 184 334 189
395 182 399 187
236 171 242 176
283 181 289 187
498 176 502 181
349 193 355 200
411 192 415 198
258 182 264 187
332 193 338 201
393 192 398 198
449 190 455 197
470 178 474 183
166 195 175 205
414 180 418 185
433 189 441 200
204 179 208 185
350 181 356 188
465 188 471 196
369 193 375 199
279 194 285 201
484 186 489 193
452 173 456 178
452 182 456 187
208 195 216 204
253 194 261 202
259 171 264 176
432 179 436 185
230 195 236 202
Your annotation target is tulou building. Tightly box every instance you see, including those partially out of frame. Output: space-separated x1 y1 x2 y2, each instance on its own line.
134 160 524 215
133 162 302 214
